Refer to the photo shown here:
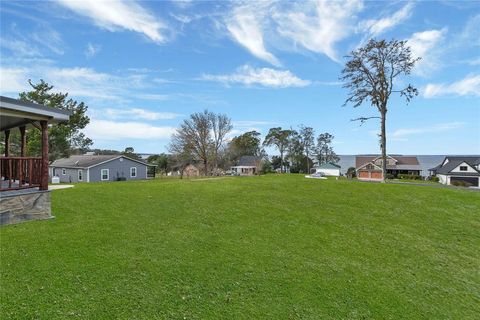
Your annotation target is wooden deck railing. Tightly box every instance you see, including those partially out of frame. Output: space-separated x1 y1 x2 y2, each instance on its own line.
0 157 42 191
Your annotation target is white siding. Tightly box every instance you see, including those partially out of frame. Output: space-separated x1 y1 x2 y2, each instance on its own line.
450 162 477 173
315 168 340 176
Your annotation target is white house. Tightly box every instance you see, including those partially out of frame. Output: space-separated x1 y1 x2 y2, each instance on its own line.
313 162 341 176
430 156 480 187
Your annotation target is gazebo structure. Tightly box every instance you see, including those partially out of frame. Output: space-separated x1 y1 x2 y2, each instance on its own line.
1 96 71 225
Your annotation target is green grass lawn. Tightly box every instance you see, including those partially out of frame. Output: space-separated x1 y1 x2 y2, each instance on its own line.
1 175 479 319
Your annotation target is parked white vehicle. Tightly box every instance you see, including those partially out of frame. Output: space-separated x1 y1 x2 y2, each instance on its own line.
305 172 327 179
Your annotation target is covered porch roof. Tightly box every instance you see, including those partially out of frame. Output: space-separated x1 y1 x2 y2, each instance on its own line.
0 96 71 131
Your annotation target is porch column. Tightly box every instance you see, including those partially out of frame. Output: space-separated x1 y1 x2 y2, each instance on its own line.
4 129 10 157
40 121 49 190
19 126 26 157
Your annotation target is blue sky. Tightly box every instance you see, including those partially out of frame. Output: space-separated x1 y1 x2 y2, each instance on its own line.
1 0 479 155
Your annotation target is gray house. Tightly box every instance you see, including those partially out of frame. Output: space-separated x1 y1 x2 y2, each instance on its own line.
231 156 263 175
49 155 156 183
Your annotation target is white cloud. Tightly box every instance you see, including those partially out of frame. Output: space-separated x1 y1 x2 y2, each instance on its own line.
0 38 41 57
390 122 466 140
226 3 280 66
84 119 176 141
104 108 181 120
407 28 447 76
273 0 363 62
0 65 144 101
360 2 414 37
56 0 169 43
0 67 30 93
202 65 310 88
423 74 480 98
85 43 101 58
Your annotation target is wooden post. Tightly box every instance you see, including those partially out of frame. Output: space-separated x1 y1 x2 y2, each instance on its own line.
4 129 9 157
19 126 26 157
19 126 26 187
40 121 49 190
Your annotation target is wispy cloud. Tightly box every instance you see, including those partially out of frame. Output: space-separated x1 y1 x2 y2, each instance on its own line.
83 119 177 141
408 28 447 76
460 14 480 47
423 74 480 98
273 0 363 62
56 0 169 43
85 42 101 58
104 108 182 120
360 2 414 37
0 65 143 101
390 122 466 141
226 2 280 66
0 24 65 57
202 65 310 88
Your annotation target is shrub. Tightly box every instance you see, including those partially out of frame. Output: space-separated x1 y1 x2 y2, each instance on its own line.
386 173 395 179
260 160 273 175
398 174 422 180
428 176 440 182
451 180 472 187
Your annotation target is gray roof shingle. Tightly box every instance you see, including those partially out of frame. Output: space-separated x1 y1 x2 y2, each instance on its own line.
236 156 262 167
50 155 148 168
433 156 480 175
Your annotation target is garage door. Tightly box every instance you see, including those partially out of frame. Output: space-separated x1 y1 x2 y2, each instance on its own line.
450 176 479 187
358 171 369 178
371 172 383 179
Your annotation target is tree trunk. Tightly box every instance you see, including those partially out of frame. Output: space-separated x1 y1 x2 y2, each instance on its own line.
280 150 284 173
306 149 310 174
380 110 387 183
40 121 49 191
204 159 208 176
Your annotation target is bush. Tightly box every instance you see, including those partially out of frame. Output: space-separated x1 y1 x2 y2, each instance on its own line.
428 176 440 182
451 180 472 187
260 160 273 175
386 173 395 179
398 174 422 180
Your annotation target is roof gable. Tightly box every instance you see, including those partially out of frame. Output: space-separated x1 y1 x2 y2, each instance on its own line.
434 156 480 174
355 155 419 168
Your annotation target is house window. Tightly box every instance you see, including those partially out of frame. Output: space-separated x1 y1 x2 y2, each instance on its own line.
101 169 109 181
459 166 468 171
62 168 66 175
78 170 83 181
130 167 137 177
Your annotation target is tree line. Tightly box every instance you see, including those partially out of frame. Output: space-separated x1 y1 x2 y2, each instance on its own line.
160 110 340 176
2 38 418 183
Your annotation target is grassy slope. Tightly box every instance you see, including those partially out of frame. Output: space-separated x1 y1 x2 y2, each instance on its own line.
1 175 479 319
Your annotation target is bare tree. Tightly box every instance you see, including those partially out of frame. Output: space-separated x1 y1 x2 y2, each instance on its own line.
210 112 233 172
340 39 419 182
173 110 212 175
